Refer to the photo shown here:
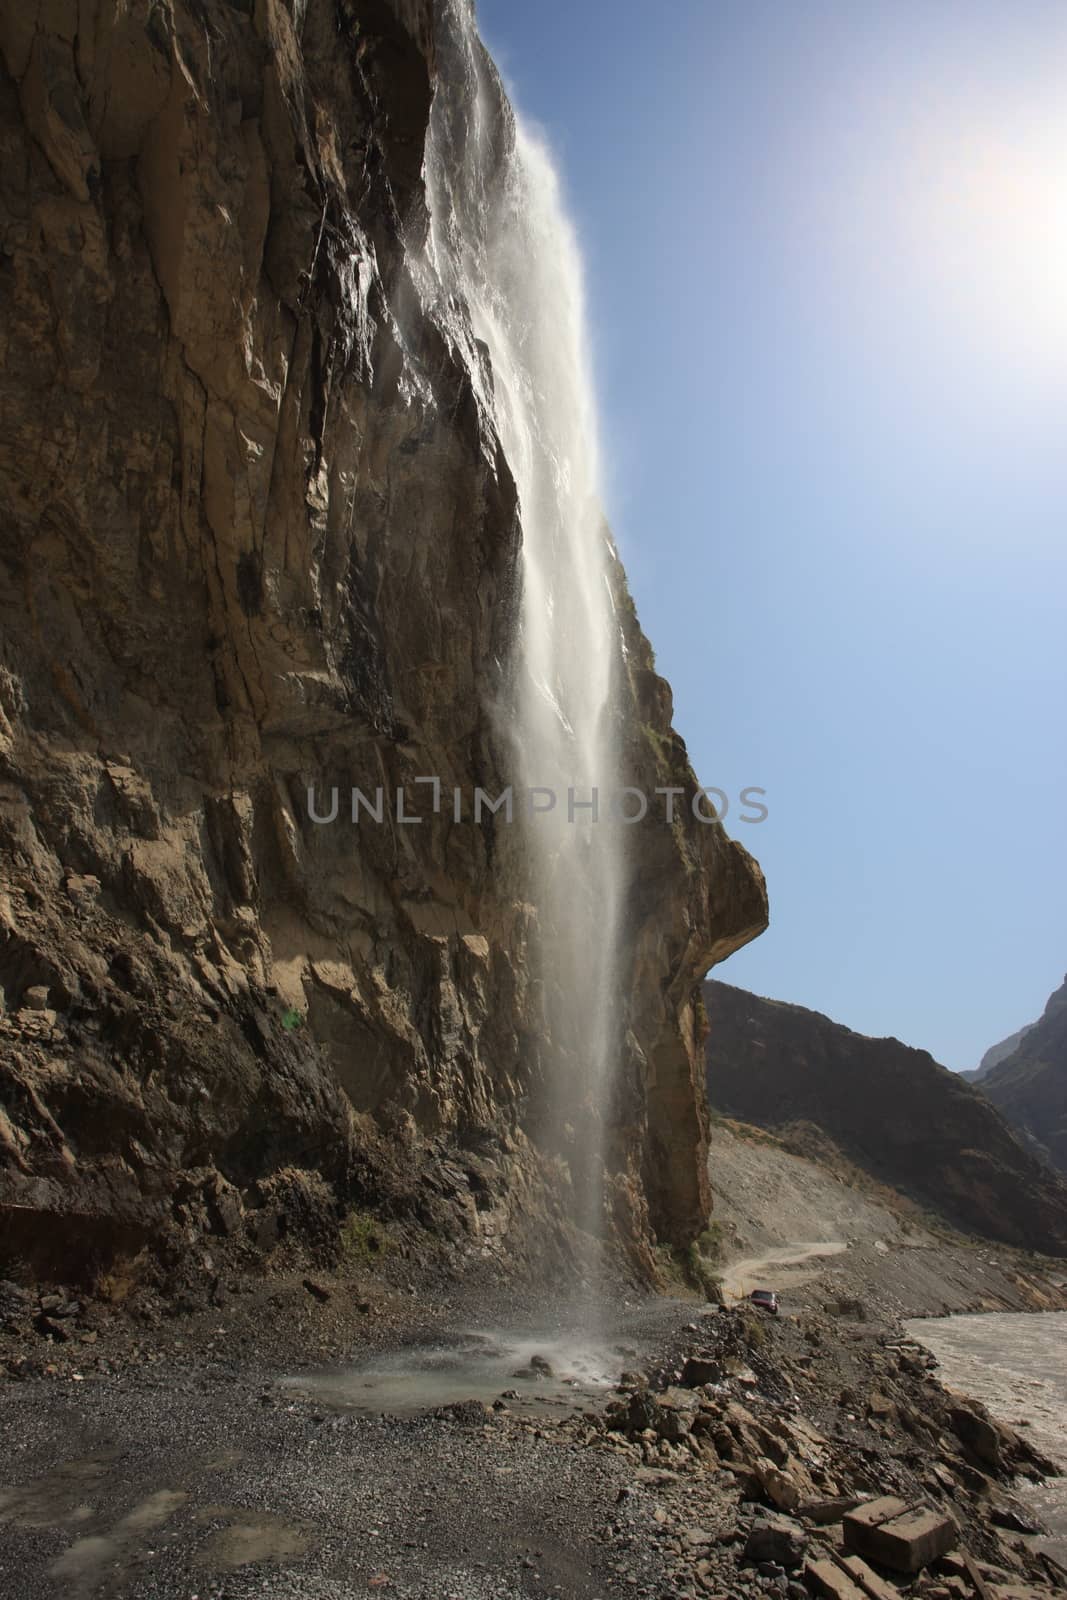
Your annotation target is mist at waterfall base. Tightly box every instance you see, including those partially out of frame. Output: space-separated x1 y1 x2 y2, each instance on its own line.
283 1326 624 1417
420 0 625 1256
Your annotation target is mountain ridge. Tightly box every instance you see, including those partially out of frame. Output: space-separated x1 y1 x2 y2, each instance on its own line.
703 978 1067 1256
976 973 1067 1175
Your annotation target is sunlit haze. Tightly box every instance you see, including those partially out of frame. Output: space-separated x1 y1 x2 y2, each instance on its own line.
478 0 1067 1069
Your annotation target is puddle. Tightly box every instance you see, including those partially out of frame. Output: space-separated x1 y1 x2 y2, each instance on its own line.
282 1325 633 1416
49 1489 189 1583
193 1507 313 1569
0 1453 119 1529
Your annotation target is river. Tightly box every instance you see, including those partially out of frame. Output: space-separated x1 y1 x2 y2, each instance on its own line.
905 1311 1067 1566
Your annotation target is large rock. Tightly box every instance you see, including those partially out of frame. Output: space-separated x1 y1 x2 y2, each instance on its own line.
804 1559 869 1600
842 1498 957 1575
949 1406 1003 1469
754 1457 803 1513
839 1555 903 1600
798 1498 862 1527
744 1513 807 1568
680 1354 723 1387
0 1 767 1281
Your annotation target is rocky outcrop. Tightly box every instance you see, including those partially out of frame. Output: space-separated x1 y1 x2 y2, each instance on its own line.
977 975 1067 1175
703 982 1067 1256
0 1 766 1285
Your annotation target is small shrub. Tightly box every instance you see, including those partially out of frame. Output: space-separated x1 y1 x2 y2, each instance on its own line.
696 1220 725 1264
339 1210 389 1262
744 1313 768 1352
683 1239 724 1302
95 1249 149 1305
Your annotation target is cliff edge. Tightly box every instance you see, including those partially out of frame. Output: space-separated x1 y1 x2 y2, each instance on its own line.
0 1 766 1287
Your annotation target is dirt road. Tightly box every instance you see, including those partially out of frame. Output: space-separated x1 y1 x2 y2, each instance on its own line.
721 1241 848 1303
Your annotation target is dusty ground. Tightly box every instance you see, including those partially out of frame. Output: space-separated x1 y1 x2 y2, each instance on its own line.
708 1122 1067 1321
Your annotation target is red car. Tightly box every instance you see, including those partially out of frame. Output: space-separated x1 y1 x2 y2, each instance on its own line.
750 1289 779 1315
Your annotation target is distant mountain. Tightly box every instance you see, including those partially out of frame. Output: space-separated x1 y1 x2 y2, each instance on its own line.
960 1020 1036 1083
703 980 1067 1258
977 975 1067 1176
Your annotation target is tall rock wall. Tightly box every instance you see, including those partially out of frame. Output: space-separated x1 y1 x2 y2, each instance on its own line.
0 0 766 1285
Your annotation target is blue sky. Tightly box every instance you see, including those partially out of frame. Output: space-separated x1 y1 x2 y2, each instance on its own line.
476 0 1067 1071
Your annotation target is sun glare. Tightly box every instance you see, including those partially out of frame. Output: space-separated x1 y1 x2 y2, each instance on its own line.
902 110 1067 369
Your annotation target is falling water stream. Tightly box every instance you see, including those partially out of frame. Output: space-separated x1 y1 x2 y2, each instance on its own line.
292 2 633 1412
420 0 624 1247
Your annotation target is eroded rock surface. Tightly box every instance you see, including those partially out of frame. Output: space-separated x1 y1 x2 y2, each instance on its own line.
0 0 766 1285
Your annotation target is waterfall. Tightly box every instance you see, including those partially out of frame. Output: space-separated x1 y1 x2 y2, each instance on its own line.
420 0 624 1250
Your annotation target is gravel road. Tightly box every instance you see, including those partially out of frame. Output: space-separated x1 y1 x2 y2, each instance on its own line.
0 1296 716 1600
0 1356 668 1600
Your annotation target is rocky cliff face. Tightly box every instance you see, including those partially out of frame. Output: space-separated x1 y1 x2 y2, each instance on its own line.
0 0 766 1286
977 975 1067 1176
704 981 1067 1257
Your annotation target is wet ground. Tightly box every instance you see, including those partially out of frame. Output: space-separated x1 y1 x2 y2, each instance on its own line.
0 1299 704 1600
5 1242 1067 1600
0 1354 651 1599
284 1325 621 1415
280 1299 690 1418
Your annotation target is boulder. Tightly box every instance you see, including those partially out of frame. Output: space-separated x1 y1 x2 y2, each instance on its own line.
655 1405 690 1443
681 1354 723 1387
799 1498 861 1526
948 1406 1002 1469
659 1385 701 1412
843 1498 956 1575
205 1177 244 1237
828 1299 868 1321
744 1513 808 1568
989 1505 1040 1536
841 1554 904 1600
756 1457 802 1513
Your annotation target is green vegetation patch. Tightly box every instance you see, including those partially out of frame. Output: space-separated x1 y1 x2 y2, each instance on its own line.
339 1209 390 1262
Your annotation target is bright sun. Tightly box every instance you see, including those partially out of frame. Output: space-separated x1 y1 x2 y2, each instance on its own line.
904 111 1067 368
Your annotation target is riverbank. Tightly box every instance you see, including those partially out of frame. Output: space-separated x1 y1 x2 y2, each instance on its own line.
905 1312 1067 1570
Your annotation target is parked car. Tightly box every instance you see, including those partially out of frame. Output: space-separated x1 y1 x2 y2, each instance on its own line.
749 1289 779 1315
